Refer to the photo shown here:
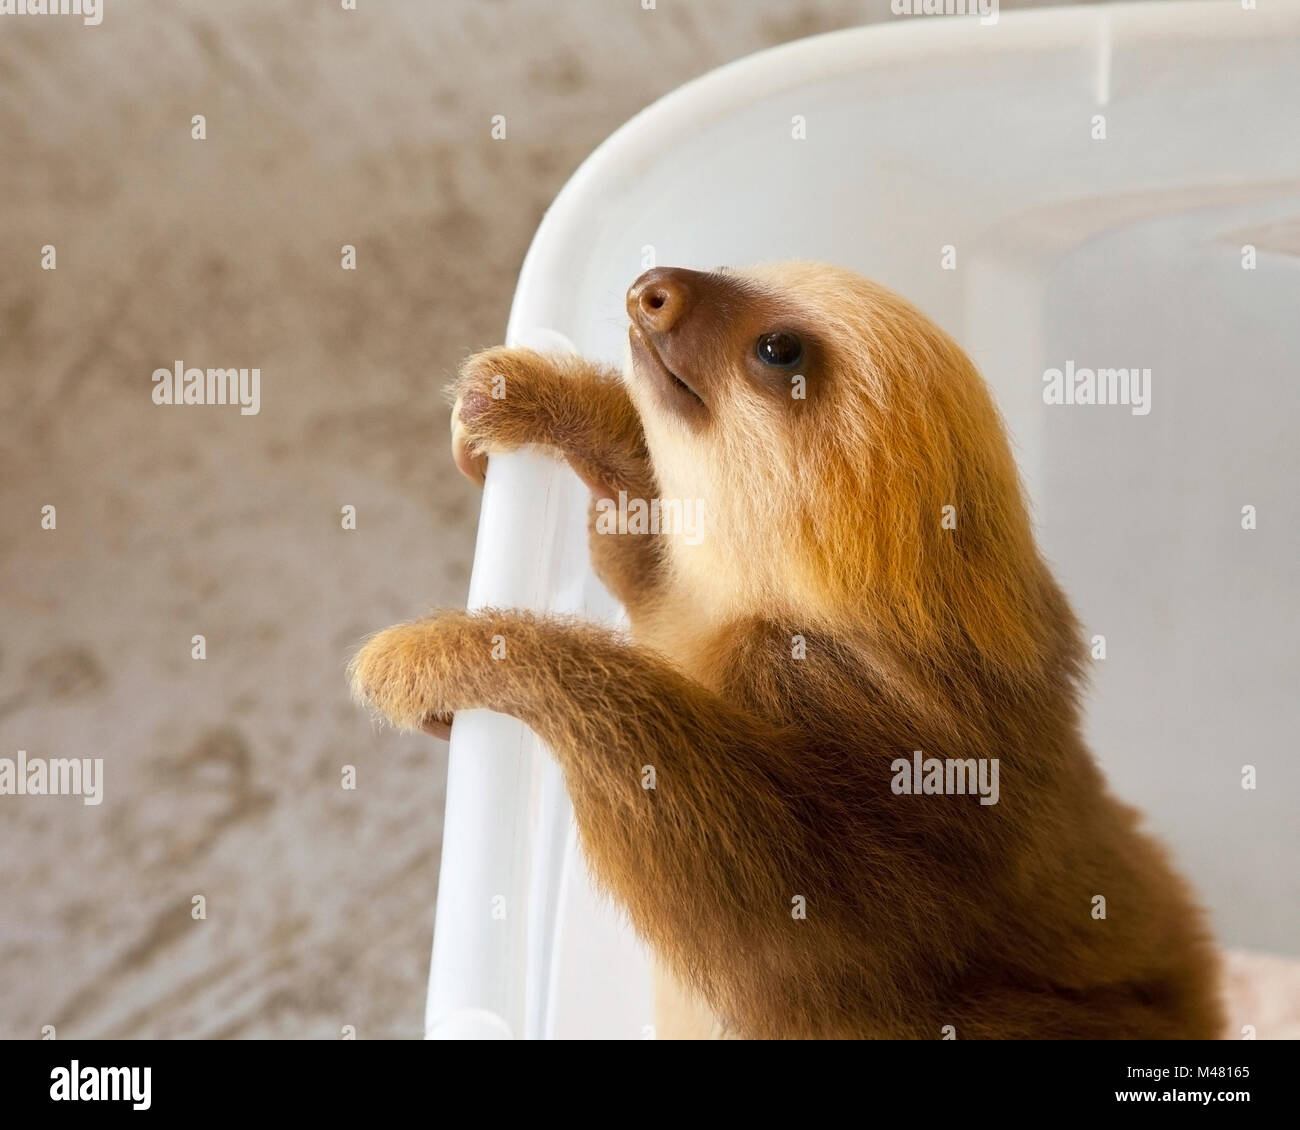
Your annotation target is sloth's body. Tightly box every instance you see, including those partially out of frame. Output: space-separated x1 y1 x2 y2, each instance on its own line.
353 262 1223 1039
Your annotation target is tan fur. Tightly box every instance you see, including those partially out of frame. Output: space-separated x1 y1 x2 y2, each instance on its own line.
352 262 1223 1039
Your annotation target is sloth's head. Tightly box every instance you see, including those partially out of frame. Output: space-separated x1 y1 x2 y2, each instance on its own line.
624 262 1072 674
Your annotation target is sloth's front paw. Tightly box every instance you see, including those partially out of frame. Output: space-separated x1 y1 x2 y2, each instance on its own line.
350 618 460 733
448 346 549 486
450 396 489 487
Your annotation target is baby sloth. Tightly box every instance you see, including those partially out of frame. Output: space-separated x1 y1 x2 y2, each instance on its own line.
352 262 1223 1040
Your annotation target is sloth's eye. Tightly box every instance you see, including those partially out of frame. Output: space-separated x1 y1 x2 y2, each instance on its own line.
755 332 803 367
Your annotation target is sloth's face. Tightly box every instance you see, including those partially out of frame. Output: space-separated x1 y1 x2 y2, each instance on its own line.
623 262 879 539
622 262 964 481
621 262 1029 627
625 266 822 432
622 263 866 608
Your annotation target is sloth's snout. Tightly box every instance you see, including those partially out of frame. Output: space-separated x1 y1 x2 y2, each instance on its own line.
627 268 692 335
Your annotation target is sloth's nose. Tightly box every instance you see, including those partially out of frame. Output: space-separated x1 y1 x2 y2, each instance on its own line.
627 268 692 335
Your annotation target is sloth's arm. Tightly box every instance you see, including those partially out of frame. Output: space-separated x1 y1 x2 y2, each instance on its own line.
449 347 664 609
351 608 787 774
449 347 657 500
350 608 810 957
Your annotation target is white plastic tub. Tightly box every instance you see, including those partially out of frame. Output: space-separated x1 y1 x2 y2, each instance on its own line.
426 1 1300 1039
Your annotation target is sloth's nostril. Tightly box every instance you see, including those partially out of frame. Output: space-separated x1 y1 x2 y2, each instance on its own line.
628 269 691 332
